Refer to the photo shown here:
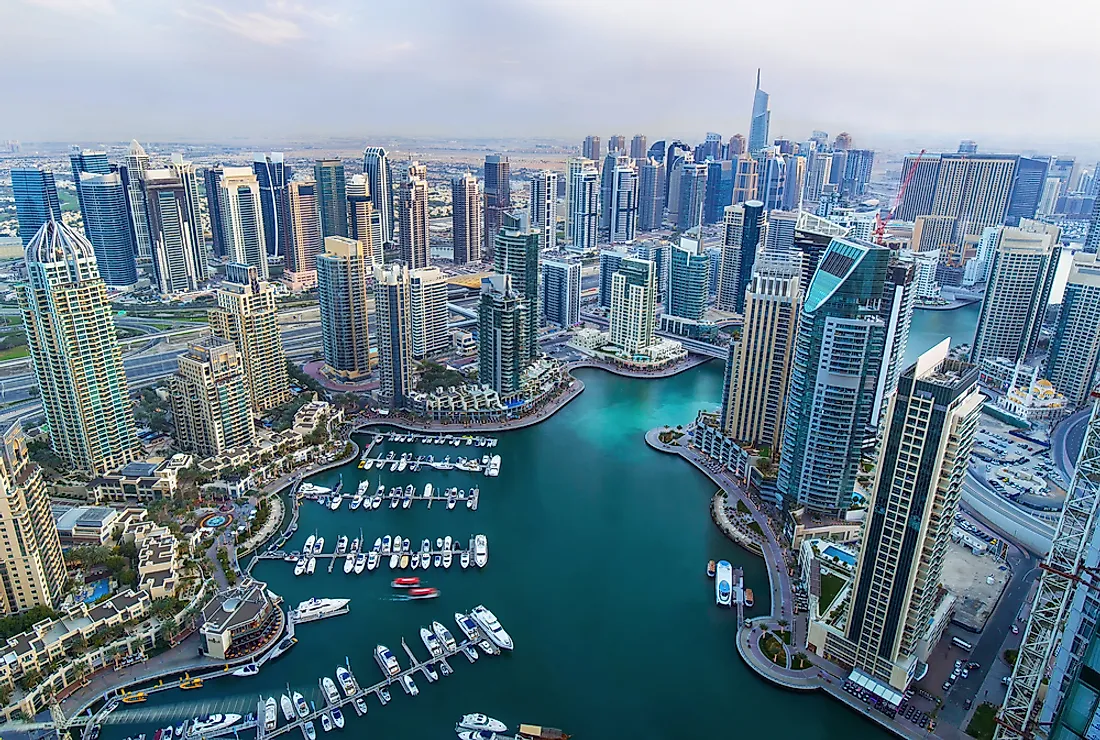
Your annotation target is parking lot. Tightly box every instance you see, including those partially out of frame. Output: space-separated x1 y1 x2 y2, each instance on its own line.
971 421 1065 514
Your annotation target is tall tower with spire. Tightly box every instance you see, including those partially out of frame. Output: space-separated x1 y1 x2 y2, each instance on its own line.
748 69 771 155
124 140 152 262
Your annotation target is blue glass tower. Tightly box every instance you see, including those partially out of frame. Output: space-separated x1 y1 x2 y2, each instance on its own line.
748 69 770 155
735 200 765 313
704 160 734 224
252 153 291 258
69 150 110 216
11 169 62 246
77 172 138 287
1006 156 1050 226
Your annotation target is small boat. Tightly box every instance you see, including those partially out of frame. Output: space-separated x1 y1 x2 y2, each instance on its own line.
304 534 316 553
294 557 307 576
474 535 488 567
745 588 755 608
378 687 391 705
411 552 421 569
402 492 412 509
322 677 340 705
358 479 371 497
389 553 400 569
306 557 317 575
424 482 433 498
715 560 732 608
447 492 456 510
400 553 410 569
461 550 471 569
264 698 278 732
466 494 475 510
707 560 716 577
403 538 411 552
304 720 317 740
331 708 345 729
280 694 296 721
381 535 392 554
400 674 419 696
314 537 325 554
320 713 333 733
330 495 343 511
336 666 356 696
375 645 400 676
231 664 259 677
372 537 382 551
354 553 367 574
355 696 368 715
421 551 430 570
455 613 481 641
390 493 399 509
424 662 438 681
478 639 499 656
458 715 508 734
364 459 374 470
436 537 443 549
433 554 442 567
407 587 439 600
393 577 420 588
457 732 499 740
486 454 501 477
471 605 513 650
421 627 444 656
366 551 379 571
121 691 147 704
294 692 309 718
433 620 458 651
439 660 452 676
371 494 383 509
349 495 362 511
343 554 355 574
336 536 348 555
463 644 479 661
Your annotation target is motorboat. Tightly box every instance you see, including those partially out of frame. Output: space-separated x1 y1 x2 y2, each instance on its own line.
393 577 420 588
294 598 350 622
400 553 410 569
304 534 316 553
375 645 400 676
424 662 438 682
403 538 411 552
329 495 343 511
455 612 482 641
715 560 732 608
389 493 400 509
400 674 419 696
466 493 475 510
336 666 356 696
471 605 513 650
474 535 488 568
366 551 379 571
457 731 499 740
707 560 716 577
294 558 307 576
458 715 508 734
349 537 360 554
389 553 400 569
381 536 392 554
336 536 348 555
433 620 458 651
264 698 277 732
421 551 430 571
320 713 332 733
349 494 362 511
420 627 444 656
486 455 501 477
463 644 479 661
357 479 371 498
447 492 456 510
424 482 433 499
421 538 431 558
343 554 355 574
280 694 296 722
439 660 452 676
321 676 340 705
745 588 755 608
398 456 408 472
363 459 374 470
411 553 421 569
405 483 415 499
314 537 325 554
436 537 443 549
433 554 442 567
354 697 368 716
478 639 499 656
371 493 383 509
378 687 391 705
232 664 259 677
190 714 242 736
407 587 438 600
373 537 382 551
303 721 316 740
179 675 203 689
460 550 471 569
331 708 344 729
354 553 367 574
306 557 317 575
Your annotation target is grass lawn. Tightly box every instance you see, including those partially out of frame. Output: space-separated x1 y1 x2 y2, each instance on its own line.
819 572 845 612
736 499 750 514
760 632 786 665
777 629 792 645
966 702 998 740
791 652 813 670
748 521 764 537
0 346 29 361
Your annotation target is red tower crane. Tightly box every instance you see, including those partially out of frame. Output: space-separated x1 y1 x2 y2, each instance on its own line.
874 148 926 245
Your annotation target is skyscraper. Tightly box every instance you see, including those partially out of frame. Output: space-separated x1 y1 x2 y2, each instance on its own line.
68 149 110 216
218 167 269 278
373 263 414 408
720 253 801 451
630 135 648 160
451 172 482 264
971 220 1062 365
76 170 139 287
718 201 765 313
0 422 65 613
704 160 734 224
637 158 665 232
582 135 601 161
676 163 708 231
762 209 798 254
363 147 395 244
493 211 540 364
203 166 227 257
123 140 152 261
758 150 787 211
782 155 807 210
483 154 511 259
529 170 559 252
1006 157 1050 226
286 178 323 283
11 168 61 247
804 150 833 202
317 236 373 381
778 237 890 515
813 341 980 691
834 132 852 150
610 256 656 353
409 267 449 359
1046 252 1100 407
633 240 671 303
478 274 531 395
1084 197 1100 255
567 159 600 252
346 174 384 265
313 158 348 238
17 221 138 475
748 69 770 155
541 258 581 328
840 149 875 197
209 263 291 413
398 164 430 269
252 153 291 258
143 166 207 294
609 158 638 244
731 154 759 204
728 134 746 158
599 151 619 234
666 233 710 322
874 262 917 426
171 337 256 458
599 249 626 309
608 135 626 153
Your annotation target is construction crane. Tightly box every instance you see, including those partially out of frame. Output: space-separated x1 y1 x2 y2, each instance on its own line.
873 148 925 246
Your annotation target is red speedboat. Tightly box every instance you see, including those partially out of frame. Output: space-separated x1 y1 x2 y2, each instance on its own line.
392 577 420 588
407 587 439 600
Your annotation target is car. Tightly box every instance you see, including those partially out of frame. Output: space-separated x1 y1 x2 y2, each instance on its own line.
965 698 974 709
969 661 981 669
1012 624 1020 634
954 659 963 669
961 669 969 679
1002 676 1012 686
943 681 952 691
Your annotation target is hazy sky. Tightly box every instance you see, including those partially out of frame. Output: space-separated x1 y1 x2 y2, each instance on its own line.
2 0 1098 155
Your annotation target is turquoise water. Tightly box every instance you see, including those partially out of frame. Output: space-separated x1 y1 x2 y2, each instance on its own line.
905 302 980 366
102 365 889 739
822 546 856 566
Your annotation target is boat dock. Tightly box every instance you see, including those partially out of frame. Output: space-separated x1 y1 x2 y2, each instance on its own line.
358 455 497 476
372 432 498 448
309 485 480 511
732 566 745 625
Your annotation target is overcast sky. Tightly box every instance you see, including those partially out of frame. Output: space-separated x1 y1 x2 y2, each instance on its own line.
2 0 1098 156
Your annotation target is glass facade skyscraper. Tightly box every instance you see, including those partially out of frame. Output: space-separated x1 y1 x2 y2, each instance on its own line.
493 211 540 365
77 171 138 287
11 168 61 246
252 153 291 258
363 147 395 244
314 158 348 238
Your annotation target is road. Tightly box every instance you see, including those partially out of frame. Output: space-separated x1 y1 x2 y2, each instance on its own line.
1050 408 1090 485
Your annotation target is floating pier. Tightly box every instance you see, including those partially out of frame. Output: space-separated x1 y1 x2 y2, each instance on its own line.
371 432 498 448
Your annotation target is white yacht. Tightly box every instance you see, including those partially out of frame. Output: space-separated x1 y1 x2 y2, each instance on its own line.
336 666 356 697
715 560 732 608
397 455 408 472
424 482 433 499
314 537 325 554
388 552 399 569
371 493 383 509
349 494 362 511
354 553 366 574
335 536 348 555
343 554 355 574
294 598 350 622
372 537 382 552
400 674 419 696
263 698 277 732
279 694 295 722
432 621 457 651
357 479 371 497
320 713 332 733
455 612 481 641
303 721 316 740
381 535 392 554
375 645 400 676
306 557 317 575
457 731 499 740
411 552 421 569
471 605 513 650
460 550 471 569
433 553 442 567
420 627 444 656
329 495 343 511
366 550 379 571
331 708 344 729
457 715 508 733
304 534 316 553
486 455 501 477
321 676 341 706
294 557 307 576
474 535 488 568
189 714 242 736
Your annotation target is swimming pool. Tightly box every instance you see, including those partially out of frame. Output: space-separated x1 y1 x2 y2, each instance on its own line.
80 579 111 604
823 545 856 566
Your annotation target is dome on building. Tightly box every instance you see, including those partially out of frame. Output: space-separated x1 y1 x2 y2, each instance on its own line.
25 219 98 268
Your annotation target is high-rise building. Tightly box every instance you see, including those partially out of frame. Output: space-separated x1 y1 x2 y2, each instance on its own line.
841 149 875 197
959 139 979 154
203 166 227 257
313 159 348 238
478 274 531 395
608 135 626 153
599 249 626 309
666 233 709 322
567 159 600 251
1046 252 1100 407
762 209 798 254
493 211 539 363
17 221 138 475
811 341 980 691
731 154 759 204
609 158 638 244
398 164 430 269
346 174 384 265
599 151 619 234
804 150 833 202
143 166 207 294
728 134 746 158
637 158 665 232
911 215 957 253
676 163 708 231
218 167 269 278
409 267 449 360
748 69 771 155
122 140 152 261
1005 157 1050 226
782 155 807 211
69 149 110 217
374 263 414 408
633 239 671 304
757 151 787 211
893 155 942 222
484 154 511 259
317 236 373 381
630 135 648 160
1084 197 1100 255
451 172 482 265
252 153 291 258
873 261 917 426
778 237 890 515
209 263 291 413
11 168 62 247
171 337 255 458
704 160 734 224
610 256 656 353
718 200 765 313
76 169 139 287
0 422 65 613
541 258 581 328
363 147 395 244
286 178 323 283
529 170 559 252
719 253 801 451
971 220 1062 365
834 132 852 150
582 136 601 161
